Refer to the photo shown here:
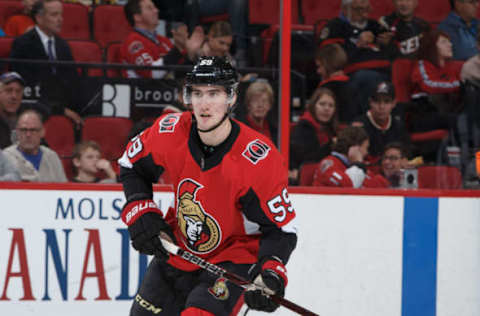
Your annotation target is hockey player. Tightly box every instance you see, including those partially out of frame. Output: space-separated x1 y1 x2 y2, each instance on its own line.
118 56 298 315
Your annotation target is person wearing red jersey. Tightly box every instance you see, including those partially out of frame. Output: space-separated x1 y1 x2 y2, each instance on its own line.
312 125 386 188
121 0 204 79
118 56 297 315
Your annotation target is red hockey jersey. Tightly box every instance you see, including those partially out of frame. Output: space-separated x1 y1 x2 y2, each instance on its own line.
120 29 173 78
119 112 297 271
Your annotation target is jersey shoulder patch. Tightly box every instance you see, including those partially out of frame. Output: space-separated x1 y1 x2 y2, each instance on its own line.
242 138 271 165
158 113 182 133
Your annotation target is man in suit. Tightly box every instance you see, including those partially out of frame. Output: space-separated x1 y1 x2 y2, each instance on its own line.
9 0 83 126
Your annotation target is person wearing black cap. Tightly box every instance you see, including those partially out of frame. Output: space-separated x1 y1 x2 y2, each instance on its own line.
0 72 26 149
352 80 411 163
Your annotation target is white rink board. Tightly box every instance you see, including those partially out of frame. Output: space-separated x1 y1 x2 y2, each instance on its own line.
0 188 479 316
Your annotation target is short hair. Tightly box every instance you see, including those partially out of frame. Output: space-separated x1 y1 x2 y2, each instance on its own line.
245 81 274 108
383 141 409 159
208 21 232 38
124 0 142 27
332 125 369 155
16 108 44 125
315 44 348 77
72 140 102 160
418 29 451 66
31 0 60 22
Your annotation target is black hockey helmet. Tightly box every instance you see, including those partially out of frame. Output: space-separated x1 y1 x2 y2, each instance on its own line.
183 56 238 105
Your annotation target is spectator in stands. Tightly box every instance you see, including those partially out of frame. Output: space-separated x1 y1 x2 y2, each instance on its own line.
0 149 21 181
9 0 83 127
352 81 411 162
121 0 204 79
4 0 37 36
319 0 391 113
377 141 409 188
438 0 479 60
290 87 337 184
0 72 25 149
71 140 117 183
239 80 277 144
378 0 431 59
312 125 371 187
409 29 461 134
315 43 355 123
184 0 248 67
4 109 67 182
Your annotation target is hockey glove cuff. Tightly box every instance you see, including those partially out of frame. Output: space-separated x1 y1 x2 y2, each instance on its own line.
121 200 175 260
244 257 287 312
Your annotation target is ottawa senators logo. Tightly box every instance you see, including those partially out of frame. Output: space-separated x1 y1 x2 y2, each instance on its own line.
177 179 221 253
159 113 180 133
242 139 270 165
208 278 229 300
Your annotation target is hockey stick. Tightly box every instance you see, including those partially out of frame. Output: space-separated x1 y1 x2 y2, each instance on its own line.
159 236 319 316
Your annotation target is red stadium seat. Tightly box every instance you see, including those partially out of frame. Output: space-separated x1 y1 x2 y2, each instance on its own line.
93 5 132 47
417 165 463 189
81 116 133 161
0 0 23 29
68 39 103 76
200 13 229 24
249 0 299 25
392 58 416 103
44 115 76 157
60 3 90 40
299 162 319 186
302 0 340 25
105 41 122 77
416 0 450 23
0 37 14 72
369 0 395 20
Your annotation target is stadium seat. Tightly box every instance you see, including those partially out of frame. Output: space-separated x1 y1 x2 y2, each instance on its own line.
0 36 14 71
392 58 416 103
249 0 299 25
369 0 395 20
417 165 463 189
93 5 132 47
200 13 229 24
60 3 90 40
416 0 450 24
81 116 133 161
302 0 340 25
0 0 23 29
105 41 122 77
68 39 103 76
299 162 319 186
44 115 76 157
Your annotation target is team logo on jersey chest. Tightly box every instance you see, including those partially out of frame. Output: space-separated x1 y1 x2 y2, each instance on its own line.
177 179 221 253
159 113 180 133
242 139 271 164
208 277 229 300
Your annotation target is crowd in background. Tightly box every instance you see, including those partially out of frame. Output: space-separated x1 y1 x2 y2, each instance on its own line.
0 0 480 189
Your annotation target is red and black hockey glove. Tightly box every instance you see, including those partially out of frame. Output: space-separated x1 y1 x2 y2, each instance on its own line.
121 200 175 260
244 256 288 312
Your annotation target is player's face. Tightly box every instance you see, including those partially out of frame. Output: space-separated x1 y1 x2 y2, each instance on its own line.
0 82 23 115
16 112 44 155
394 0 417 19
248 92 271 121
37 0 63 36
208 35 233 57
382 148 405 177
138 0 159 30
369 96 395 122
185 216 203 242
74 147 101 175
436 35 453 59
314 93 336 124
191 85 230 130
